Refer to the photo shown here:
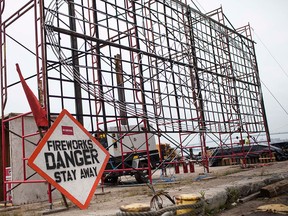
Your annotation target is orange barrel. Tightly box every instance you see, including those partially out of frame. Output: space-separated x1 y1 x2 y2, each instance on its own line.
175 194 201 215
120 203 150 213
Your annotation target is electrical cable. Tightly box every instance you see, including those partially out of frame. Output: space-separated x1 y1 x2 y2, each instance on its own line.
190 0 203 13
46 24 199 132
260 81 288 117
250 28 288 119
44 0 275 176
45 0 266 156
252 28 288 80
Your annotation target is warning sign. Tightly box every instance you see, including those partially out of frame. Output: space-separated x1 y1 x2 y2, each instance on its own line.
28 109 110 209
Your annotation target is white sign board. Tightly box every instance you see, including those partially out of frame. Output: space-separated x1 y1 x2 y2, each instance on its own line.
28 109 110 209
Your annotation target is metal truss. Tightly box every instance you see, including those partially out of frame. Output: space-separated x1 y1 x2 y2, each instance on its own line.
1 0 271 204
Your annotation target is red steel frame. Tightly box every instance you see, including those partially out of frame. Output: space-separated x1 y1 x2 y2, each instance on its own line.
0 0 53 205
1 0 271 205
1 113 52 203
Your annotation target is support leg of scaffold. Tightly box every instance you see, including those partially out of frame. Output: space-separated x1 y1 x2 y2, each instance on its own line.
161 165 167 177
61 193 69 208
48 183 53 210
101 177 105 193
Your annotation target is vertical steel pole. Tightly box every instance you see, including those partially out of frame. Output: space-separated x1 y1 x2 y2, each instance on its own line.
185 7 209 173
0 0 7 203
129 0 152 183
68 0 83 124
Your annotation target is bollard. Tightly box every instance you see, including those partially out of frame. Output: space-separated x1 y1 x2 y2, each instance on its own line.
175 194 201 215
120 203 150 213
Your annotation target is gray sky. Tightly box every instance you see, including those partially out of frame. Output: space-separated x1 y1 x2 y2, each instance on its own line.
195 0 288 139
2 0 288 140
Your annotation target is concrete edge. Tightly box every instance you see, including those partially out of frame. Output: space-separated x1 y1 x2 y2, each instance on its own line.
204 173 288 213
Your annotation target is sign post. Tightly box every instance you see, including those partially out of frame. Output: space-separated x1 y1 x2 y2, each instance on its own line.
28 109 110 209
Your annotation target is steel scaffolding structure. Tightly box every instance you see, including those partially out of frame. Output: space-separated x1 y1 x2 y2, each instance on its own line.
1 0 270 204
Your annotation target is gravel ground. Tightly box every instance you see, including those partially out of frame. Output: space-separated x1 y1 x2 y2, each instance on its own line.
1 160 288 216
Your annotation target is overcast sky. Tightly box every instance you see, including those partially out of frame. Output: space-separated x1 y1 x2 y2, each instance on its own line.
193 0 288 139
2 0 288 140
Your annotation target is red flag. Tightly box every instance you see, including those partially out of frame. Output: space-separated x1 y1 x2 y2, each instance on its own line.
16 64 49 128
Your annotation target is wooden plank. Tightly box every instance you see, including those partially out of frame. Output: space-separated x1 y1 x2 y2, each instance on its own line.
260 179 288 197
